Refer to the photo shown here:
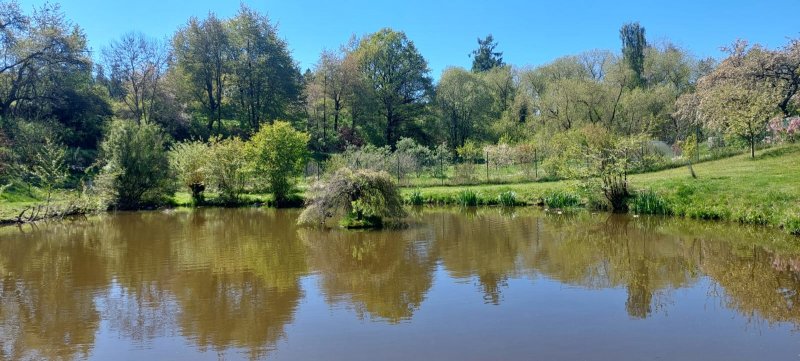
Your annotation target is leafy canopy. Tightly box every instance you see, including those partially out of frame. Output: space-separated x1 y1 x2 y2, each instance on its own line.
246 121 309 203
96 120 176 209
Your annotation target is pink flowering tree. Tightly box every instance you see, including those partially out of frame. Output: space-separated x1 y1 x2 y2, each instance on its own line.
768 116 800 143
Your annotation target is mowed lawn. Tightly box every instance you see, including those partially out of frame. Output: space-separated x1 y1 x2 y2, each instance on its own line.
408 145 800 232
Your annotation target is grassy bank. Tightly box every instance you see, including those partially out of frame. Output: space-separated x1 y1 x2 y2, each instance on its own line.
3 145 799 234
1 187 281 222
405 145 800 235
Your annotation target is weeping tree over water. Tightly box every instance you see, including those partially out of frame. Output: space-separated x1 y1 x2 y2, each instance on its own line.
298 168 406 228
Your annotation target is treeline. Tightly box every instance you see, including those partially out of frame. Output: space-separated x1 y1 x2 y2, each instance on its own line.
1 1 798 211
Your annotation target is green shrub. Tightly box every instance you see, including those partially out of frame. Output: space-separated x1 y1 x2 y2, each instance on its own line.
5 120 57 176
497 191 517 207
208 136 249 202
584 192 609 211
95 120 176 210
326 144 391 173
456 189 479 207
543 191 581 209
28 135 69 204
630 189 672 215
298 168 406 228
339 212 384 229
170 140 209 204
576 182 607 211
407 189 424 205
246 121 309 206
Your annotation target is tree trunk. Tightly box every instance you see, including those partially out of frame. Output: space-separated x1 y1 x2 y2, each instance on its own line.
334 98 341 131
385 110 395 150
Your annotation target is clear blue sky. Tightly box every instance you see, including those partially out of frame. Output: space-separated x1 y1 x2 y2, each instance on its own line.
25 0 800 78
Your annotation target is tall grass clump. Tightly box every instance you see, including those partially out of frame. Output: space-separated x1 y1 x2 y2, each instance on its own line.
497 191 518 207
543 191 581 209
783 213 800 235
456 189 480 207
733 207 773 226
629 189 672 215
407 189 424 205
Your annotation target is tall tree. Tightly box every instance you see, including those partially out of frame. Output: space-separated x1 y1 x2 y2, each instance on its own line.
228 5 301 130
318 49 348 133
305 49 351 150
480 65 516 116
620 22 647 87
696 41 782 158
0 1 92 117
355 28 432 147
173 13 230 131
755 38 800 116
340 35 373 138
103 32 168 123
437 67 493 148
470 34 504 72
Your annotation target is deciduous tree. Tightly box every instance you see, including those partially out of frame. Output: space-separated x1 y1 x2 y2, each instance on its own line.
228 6 301 130
103 32 168 123
354 28 432 148
173 13 230 131
437 67 493 149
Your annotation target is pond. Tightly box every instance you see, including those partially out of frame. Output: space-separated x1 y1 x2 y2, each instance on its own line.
0 208 798 360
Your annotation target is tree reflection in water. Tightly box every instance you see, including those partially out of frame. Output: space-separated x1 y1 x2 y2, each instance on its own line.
0 207 799 359
300 226 436 323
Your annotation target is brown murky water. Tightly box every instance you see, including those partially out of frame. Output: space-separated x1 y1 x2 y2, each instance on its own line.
0 208 798 360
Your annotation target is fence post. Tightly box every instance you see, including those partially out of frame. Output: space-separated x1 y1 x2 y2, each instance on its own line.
485 151 489 183
440 157 444 185
534 149 538 179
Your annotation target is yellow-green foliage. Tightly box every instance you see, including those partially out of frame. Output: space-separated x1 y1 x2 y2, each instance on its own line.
246 121 309 203
456 140 482 163
170 140 209 203
207 136 249 202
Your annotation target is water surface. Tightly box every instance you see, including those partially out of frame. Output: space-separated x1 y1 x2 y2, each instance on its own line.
0 208 798 360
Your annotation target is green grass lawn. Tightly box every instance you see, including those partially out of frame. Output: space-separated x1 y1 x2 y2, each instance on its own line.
406 145 800 234
0 184 65 221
